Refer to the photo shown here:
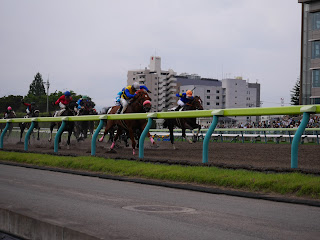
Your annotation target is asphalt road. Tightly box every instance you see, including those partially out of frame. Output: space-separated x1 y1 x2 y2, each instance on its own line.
0 164 320 240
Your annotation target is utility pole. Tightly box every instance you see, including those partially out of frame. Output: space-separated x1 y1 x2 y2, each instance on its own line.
45 77 50 113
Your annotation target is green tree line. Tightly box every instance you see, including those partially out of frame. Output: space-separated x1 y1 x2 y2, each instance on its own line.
1 72 95 117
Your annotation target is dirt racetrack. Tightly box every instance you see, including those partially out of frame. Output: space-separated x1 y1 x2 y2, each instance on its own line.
1 134 320 174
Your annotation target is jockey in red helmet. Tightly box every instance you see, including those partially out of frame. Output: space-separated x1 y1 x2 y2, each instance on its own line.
54 91 72 116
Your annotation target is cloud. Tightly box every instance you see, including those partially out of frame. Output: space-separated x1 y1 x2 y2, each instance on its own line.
0 0 301 109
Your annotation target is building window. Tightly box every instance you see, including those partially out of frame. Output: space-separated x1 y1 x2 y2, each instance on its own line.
216 96 219 99
133 78 135 80
206 102 210 105
207 90 210 93
207 96 210 99
235 90 237 92
216 102 219 106
314 98 320 104
312 69 320 87
216 90 219 94
313 12 320 30
312 41 320 59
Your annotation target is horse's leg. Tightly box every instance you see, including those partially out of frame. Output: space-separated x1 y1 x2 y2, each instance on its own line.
99 121 109 142
182 127 193 144
67 129 72 150
48 122 56 142
37 126 40 141
168 123 175 150
110 128 122 149
127 128 136 155
19 124 25 143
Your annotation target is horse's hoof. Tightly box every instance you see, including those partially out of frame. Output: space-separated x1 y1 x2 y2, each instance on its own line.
107 149 117 153
48 139 52 142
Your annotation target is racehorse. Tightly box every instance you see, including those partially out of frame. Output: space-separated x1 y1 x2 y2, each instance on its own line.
163 96 203 149
100 89 155 155
74 100 95 140
19 109 40 143
0 111 16 138
48 101 77 149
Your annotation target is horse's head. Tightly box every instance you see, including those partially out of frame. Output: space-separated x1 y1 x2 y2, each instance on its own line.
32 110 40 117
132 89 152 112
186 96 203 110
79 101 93 115
64 101 77 115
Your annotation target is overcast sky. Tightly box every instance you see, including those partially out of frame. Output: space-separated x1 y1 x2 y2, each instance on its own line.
0 0 301 110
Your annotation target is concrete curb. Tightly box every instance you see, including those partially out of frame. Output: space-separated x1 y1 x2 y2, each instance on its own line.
0 208 101 240
1 161 320 208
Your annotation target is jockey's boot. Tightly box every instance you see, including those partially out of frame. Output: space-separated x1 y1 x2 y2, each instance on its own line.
175 105 182 111
117 106 123 114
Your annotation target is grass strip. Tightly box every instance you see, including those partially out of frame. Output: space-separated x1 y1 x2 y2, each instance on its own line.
0 151 319 199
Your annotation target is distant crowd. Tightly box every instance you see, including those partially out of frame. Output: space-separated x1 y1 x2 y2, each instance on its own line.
216 115 320 129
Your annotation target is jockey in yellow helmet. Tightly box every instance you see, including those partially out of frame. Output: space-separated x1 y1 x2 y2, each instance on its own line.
118 82 150 114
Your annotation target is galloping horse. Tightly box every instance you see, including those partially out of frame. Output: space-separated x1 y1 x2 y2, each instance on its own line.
100 89 155 155
19 109 40 143
163 96 203 149
0 111 16 137
74 101 95 140
48 101 77 149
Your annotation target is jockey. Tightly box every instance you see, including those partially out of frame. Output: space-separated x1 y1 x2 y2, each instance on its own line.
21 100 36 116
54 91 72 116
175 90 194 111
118 82 150 114
4 106 16 119
76 95 89 114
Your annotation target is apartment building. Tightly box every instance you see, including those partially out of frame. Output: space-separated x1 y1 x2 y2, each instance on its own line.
127 56 261 125
299 0 320 104
127 56 177 112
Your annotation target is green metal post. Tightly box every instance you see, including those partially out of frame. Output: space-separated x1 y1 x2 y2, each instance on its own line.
24 121 35 151
0 122 11 149
139 113 157 159
202 115 219 163
54 120 66 153
91 119 104 156
291 112 310 168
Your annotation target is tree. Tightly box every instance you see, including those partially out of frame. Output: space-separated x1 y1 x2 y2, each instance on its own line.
28 72 46 96
290 78 300 105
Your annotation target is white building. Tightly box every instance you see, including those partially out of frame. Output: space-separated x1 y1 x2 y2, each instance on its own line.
127 56 177 112
127 56 261 126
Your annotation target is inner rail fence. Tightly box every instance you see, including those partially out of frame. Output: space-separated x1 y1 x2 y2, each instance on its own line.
1 105 319 168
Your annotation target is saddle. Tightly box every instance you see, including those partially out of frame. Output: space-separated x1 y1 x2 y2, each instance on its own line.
54 109 66 117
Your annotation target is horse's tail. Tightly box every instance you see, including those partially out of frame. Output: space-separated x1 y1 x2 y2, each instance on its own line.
163 119 168 128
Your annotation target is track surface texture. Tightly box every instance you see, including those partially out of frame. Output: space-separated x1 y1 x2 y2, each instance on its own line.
1 135 320 174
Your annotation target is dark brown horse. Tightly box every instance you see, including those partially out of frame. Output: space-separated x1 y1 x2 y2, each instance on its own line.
163 96 203 149
100 89 155 155
48 101 77 149
74 100 96 140
19 109 40 143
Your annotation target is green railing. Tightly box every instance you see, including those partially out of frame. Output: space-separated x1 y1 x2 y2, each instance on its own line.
1 105 319 168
